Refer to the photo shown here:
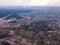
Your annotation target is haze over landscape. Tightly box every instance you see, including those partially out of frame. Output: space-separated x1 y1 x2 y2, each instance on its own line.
0 0 60 6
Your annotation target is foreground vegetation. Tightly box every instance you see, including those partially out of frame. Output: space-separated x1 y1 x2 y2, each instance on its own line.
0 21 60 45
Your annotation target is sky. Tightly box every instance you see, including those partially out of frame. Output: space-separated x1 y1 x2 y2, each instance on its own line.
0 0 60 6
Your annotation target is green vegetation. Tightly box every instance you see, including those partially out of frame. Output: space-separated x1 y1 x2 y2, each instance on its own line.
0 29 9 38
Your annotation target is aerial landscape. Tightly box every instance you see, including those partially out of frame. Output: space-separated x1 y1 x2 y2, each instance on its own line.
0 0 60 45
0 6 60 45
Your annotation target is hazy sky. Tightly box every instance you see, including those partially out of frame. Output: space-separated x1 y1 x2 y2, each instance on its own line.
0 0 60 6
